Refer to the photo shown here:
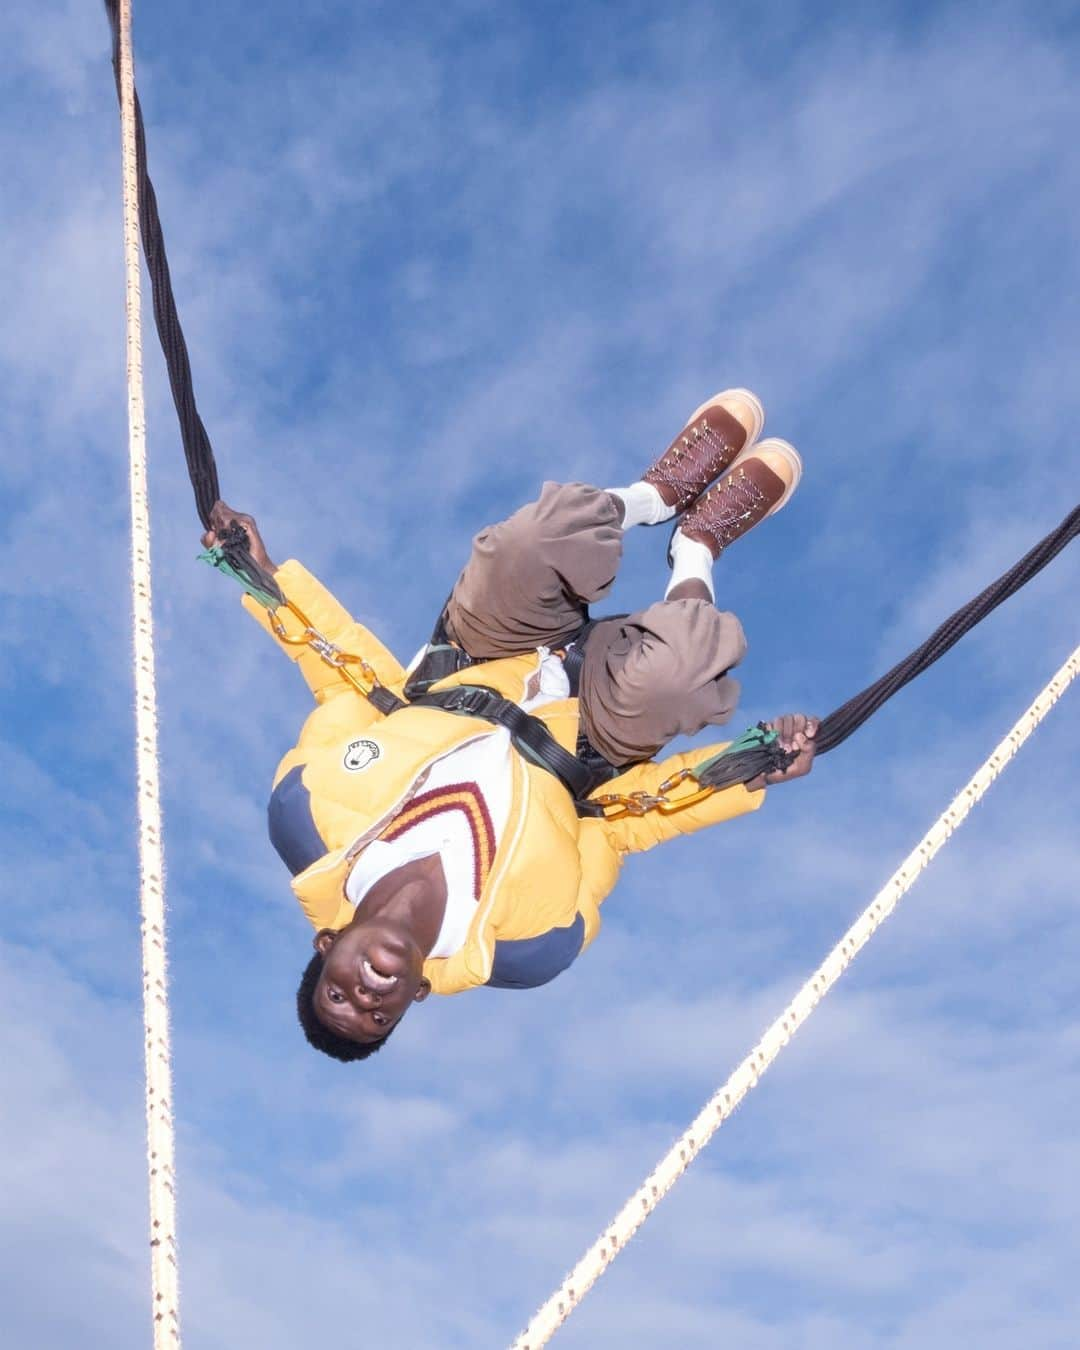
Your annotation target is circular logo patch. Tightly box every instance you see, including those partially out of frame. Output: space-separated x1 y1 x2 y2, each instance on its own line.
343 738 382 773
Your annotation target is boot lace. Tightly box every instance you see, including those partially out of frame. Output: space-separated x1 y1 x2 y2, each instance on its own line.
644 420 740 504
685 470 770 554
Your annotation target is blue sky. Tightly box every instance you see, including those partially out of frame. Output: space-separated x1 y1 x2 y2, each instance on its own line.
1 1 1078 1346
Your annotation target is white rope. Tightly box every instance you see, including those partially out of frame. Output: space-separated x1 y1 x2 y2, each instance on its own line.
512 644 1080 1349
116 1 182 1343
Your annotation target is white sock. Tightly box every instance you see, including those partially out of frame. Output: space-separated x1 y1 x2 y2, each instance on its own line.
666 529 715 600
606 481 674 529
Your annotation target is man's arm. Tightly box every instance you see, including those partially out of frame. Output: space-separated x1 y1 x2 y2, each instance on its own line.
597 713 819 856
204 501 407 703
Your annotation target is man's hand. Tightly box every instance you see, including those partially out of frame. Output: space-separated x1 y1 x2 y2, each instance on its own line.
747 713 819 790
200 500 277 573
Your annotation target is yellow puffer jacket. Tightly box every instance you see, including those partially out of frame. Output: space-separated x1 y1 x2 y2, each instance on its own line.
245 561 765 995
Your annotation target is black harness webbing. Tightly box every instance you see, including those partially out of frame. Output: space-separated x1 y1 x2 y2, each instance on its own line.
395 612 623 816
408 685 614 811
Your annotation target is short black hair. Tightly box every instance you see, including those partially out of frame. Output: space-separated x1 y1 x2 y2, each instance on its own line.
296 951 393 1062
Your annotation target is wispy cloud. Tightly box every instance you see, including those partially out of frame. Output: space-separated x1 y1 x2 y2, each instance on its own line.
1 1 1078 1345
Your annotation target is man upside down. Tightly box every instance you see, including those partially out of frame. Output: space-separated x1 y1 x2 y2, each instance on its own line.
205 388 819 1062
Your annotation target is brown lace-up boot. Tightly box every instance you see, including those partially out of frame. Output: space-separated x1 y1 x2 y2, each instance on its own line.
674 438 803 558
642 388 765 513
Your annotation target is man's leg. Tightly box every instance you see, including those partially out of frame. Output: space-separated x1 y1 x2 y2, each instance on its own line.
444 481 624 659
579 599 748 764
579 439 802 765
444 391 765 660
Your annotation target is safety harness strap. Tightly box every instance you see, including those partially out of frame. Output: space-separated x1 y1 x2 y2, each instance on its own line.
408 685 617 813
402 600 467 698
400 610 624 813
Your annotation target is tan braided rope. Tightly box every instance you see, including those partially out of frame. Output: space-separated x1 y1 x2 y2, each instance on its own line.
116 1 182 1342
512 643 1080 1349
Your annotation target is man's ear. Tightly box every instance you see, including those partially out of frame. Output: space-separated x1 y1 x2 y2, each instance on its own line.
313 929 336 957
413 978 432 1005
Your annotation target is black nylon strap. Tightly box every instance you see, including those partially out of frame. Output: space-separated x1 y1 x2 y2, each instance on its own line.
367 685 408 716
401 599 475 699
408 686 605 804
399 613 623 813
103 0 284 608
560 622 596 697
696 502 1080 787
813 503 1079 754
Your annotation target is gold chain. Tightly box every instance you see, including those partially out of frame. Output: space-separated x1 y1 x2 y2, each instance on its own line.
268 598 382 698
592 767 716 820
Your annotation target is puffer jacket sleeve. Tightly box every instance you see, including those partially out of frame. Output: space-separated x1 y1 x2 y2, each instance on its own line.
596 741 766 856
241 559 406 703
574 817 621 945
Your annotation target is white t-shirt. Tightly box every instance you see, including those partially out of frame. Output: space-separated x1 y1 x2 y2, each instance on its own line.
345 650 569 958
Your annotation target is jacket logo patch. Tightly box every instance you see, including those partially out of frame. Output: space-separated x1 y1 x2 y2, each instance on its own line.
343 738 381 773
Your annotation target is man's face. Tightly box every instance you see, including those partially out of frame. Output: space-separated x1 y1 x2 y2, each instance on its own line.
313 920 431 1044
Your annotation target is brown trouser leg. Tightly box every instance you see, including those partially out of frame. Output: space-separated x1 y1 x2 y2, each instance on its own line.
445 482 746 766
